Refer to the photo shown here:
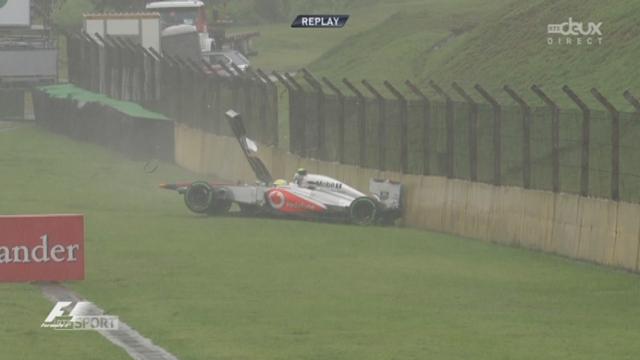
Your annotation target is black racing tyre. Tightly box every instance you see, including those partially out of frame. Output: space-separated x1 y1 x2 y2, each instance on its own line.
349 197 378 226
184 181 213 214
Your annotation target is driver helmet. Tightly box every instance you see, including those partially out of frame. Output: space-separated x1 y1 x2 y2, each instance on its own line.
273 179 287 187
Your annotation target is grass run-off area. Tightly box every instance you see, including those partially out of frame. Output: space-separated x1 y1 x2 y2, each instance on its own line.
1 125 640 359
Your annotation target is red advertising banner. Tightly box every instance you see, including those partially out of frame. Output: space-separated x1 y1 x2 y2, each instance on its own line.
0 215 84 282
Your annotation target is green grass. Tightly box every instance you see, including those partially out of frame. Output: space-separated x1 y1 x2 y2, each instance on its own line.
0 284 130 359
413 0 640 109
233 0 403 72
309 0 517 83
234 0 640 109
2 126 640 359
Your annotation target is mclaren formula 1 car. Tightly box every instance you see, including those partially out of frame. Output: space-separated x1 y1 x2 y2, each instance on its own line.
160 110 403 225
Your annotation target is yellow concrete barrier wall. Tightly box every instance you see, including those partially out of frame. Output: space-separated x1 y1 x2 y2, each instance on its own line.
461 182 495 242
488 186 525 246
576 197 617 265
518 190 555 252
549 193 581 258
418 176 448 231
611 202 640 270
174 125 640 272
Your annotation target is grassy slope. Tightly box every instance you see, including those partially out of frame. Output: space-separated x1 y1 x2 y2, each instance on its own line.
234 0 402 72
309 0 517 84
238 0 639 108
1 126 640 359
236 0 517 74
419 0 640 108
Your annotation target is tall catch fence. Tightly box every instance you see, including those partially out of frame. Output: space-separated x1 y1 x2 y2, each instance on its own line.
66 32 279 146
65 32 640 204
284 74 640 204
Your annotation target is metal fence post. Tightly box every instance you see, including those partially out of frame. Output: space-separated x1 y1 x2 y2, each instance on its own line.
592 88 620 201
284 73 306 156
532 85 560 193
452 82 478 181
64 34 76 84
135 44 155 104
76 33 87 87
302 69 326 160
474 84 502 186
343 78 367 167
384 81 408 173
114 37 135 101
105 35 122 100
109 36 129 100
245 68 267 144
563 85 590 197
273 71 297 152
405 80 431 176
125 39 145 102
215 61 239 112
362 80 386 171
231 63 257 138
504 85 531 189
174 56 196 125
187 58 211 130
429 80 454 178
322 77 345 163
202 61 224 133
167 56 184 120
149 47 164 104
94 33 112 97
161 52 173 113
257 68 279 146
143 47 160 106
81 32 100 93
201 60 222 133
623 90 640 113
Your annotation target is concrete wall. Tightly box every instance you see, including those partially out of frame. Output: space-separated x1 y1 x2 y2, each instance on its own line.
175 124 640 272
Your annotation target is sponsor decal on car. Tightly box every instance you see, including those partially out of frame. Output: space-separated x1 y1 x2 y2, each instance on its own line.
267 189 326 213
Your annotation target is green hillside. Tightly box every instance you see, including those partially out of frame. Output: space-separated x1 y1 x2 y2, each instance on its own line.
309 0 517 84
309 0 639 108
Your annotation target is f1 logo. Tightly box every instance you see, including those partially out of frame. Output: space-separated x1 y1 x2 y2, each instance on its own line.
43 301 75 323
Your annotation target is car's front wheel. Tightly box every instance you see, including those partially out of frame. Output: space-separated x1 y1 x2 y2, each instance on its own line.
349 197 378 225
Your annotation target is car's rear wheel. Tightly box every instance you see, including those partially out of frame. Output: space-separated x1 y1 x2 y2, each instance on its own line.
184 182 212 214
349 197 377 225
184 182 231 215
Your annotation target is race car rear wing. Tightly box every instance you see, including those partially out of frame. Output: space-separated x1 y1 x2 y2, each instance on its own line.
370 179 403 210
225 110 273 184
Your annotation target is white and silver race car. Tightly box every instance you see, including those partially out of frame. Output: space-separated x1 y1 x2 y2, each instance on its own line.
160 110 403 225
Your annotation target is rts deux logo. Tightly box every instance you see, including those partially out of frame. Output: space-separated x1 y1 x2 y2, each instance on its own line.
547 17 603 46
